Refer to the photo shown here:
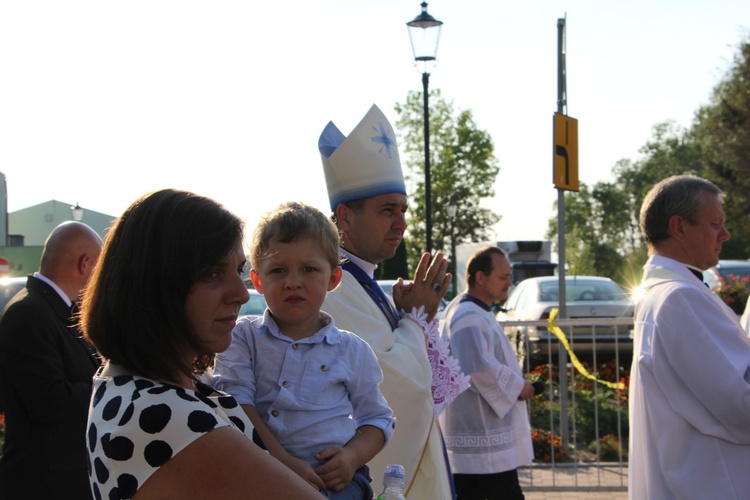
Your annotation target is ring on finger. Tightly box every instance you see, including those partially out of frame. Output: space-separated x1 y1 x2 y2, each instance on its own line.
431 282 442 291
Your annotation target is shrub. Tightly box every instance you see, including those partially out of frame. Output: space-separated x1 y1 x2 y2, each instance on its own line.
588 434 627 461
527 361 630 461
715 273 750 314
531 428 570 463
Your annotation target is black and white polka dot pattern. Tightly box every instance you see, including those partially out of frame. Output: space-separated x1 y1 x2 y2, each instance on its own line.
87 371 253 499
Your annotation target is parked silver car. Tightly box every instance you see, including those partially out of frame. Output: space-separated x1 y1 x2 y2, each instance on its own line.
497 276 634 366
377 280 448 319
238 288 267 318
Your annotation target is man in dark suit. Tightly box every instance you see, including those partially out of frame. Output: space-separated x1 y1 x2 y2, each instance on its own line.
0 221 102 499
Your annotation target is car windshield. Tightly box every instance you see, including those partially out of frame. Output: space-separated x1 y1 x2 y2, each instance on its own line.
538 279 628 302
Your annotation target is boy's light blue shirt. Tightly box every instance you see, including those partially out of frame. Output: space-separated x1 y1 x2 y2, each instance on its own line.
214 310 394 467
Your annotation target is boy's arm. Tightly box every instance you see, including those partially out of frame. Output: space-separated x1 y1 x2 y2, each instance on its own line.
241 404 326 491
313 424 386 492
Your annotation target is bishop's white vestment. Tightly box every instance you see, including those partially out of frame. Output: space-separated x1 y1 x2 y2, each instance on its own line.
323 269 454 500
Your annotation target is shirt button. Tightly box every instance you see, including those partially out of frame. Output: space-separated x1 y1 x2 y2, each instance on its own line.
292 344 298 350
282 381 290 388
271 409 279 417
321 365 328 372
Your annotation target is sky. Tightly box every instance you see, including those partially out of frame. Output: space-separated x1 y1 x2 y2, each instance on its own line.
0 0 748 249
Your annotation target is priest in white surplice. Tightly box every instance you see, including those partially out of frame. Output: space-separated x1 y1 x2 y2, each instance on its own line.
629 174 750 500
439 246 534 500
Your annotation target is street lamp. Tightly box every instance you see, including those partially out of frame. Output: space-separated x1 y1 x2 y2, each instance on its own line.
446 199 458 296
70 202 84 222
407 1 442 254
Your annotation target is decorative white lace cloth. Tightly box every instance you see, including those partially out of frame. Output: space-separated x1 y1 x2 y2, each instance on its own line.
402 306 471 418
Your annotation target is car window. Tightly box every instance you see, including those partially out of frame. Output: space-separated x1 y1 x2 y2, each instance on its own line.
239 292 267 317
0 278 27 314
517 278 628 304
505 281 530 310
563 280 627 301
538 282 559 302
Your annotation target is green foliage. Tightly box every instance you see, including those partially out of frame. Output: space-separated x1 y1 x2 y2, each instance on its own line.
547 119 708 283
527 360 629 462
548 35 750 277
589 434 627 461
376 240 409 280
692 38 750 258
394 91 500 271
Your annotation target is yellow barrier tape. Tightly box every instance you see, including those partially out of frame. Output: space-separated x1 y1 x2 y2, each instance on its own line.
546 308 625 390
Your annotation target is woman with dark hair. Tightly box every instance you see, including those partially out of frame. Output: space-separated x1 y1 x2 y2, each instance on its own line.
81 189 320 499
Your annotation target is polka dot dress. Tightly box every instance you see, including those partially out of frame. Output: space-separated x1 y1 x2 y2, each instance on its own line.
86 367 254 500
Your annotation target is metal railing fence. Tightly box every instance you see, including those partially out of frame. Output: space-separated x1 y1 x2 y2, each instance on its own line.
501 317 634 492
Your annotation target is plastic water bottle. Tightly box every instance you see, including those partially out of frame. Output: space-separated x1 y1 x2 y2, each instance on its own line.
376 464 406 500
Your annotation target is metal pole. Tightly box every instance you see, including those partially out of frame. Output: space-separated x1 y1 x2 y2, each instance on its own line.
450 215 457 296
423 71 432 254
556 16 570 450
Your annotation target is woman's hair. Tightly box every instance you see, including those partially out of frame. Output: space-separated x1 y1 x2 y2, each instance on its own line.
251 201 340 271
81 189 245 383
639 174 723 246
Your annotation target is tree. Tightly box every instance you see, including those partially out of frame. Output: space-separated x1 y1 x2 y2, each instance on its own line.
546 183 627 281
547 35 750 283
547 121 703 285
394 90 501 271
692 37 750 257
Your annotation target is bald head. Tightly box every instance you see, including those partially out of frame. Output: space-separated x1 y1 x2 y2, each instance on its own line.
40 221 102 301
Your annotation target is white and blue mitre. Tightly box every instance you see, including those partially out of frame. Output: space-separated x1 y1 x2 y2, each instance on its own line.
319 104 406 211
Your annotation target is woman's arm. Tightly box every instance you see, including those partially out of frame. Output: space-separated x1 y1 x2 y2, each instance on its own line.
133 426 322 499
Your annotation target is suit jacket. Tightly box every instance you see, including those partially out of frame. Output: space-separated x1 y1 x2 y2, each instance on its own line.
0 275 100 499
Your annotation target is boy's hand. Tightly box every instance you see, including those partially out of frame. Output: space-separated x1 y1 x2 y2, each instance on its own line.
281 454 326 491
313 447 356 492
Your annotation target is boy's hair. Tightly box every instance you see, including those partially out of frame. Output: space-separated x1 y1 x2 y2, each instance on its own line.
81 189 244 384
639 174 723 246
467 246 508 288
251 201 341 270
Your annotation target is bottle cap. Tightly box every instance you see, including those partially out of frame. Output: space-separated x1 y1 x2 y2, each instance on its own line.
383 464 405 487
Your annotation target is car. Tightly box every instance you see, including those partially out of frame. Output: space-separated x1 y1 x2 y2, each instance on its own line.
0 277 28 318
703 259 750 291
377 280 449 320
496 276 634 367
238 288 267 317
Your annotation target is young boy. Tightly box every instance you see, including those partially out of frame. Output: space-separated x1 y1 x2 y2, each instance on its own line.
215 201 394 499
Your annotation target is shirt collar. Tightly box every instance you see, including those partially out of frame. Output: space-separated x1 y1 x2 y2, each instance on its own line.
259 309 341 344
460 292 492 311
685 264 705 280
340 248 378 280
33 272 73 307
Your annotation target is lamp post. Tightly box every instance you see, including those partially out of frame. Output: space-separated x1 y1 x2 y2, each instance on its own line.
407 1 442 254
70 202 84 222
446 199 457 297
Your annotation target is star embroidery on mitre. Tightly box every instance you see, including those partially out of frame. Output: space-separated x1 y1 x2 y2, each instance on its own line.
371 122 396 159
